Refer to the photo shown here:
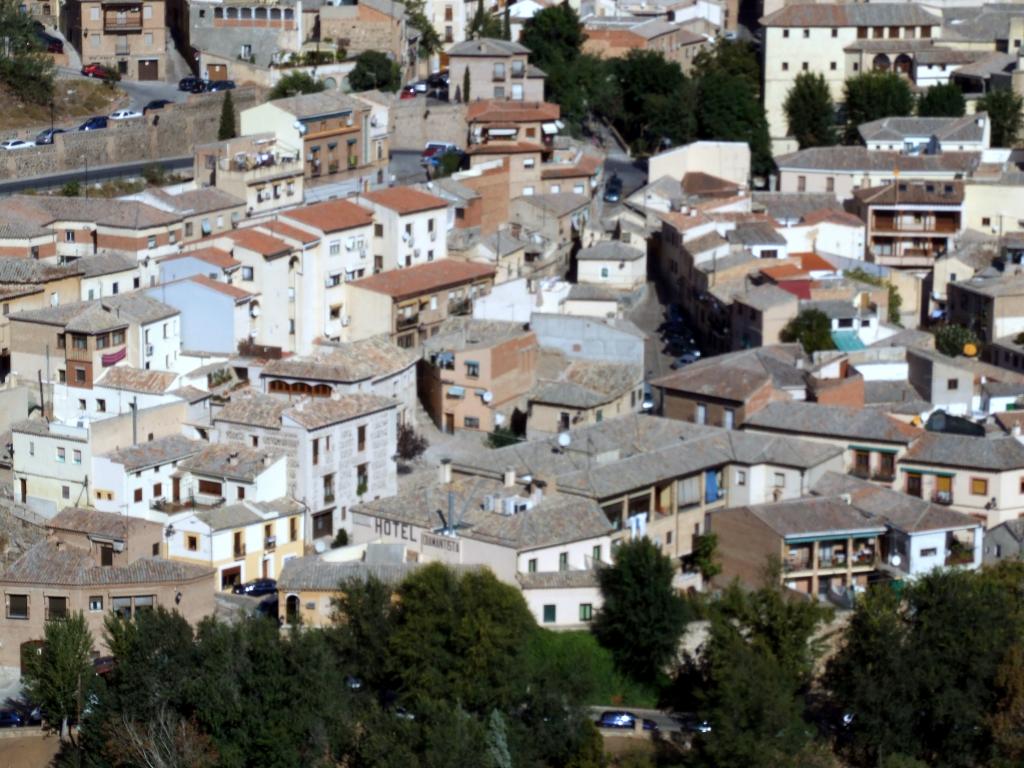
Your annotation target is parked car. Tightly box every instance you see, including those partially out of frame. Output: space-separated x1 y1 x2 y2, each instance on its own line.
410 80 428 93
670 351 700 369
178 76 202 91
595 711 657 730
681 717 712 734
256 595 279 621
78 116 108 131
190 79 211 94
143 99 173 114
426 71 448 88
399 85 417 100
109 109 142 120
37 32 63 53
421 141 458 166
81 62 115 79
233 578 277 597
603 173 623 203
35 127 65 145
1 139 36 150
208 80 236 92
345 675 364 691
0 710 24 728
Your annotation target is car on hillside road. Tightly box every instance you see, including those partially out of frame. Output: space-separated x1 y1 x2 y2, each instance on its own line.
143 99 173 114
603 173 623 203
190 79 212 94
670 351 701 369
0 710 24 728
233 578 277 597
34 127 65 145
81 62 116 79
110 109 142 120
78 116 108 131
178 76 202 92
421 141 458 166
208 80 236 92
595 710 658 731
1 139 36 150
399 85 417 100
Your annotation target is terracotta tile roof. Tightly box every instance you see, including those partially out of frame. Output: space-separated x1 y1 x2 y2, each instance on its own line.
161 246 240 269
541 153 601 180
760 3 940 28
48 507 158 540
775 146 979 174
659 211 711 231
467 100 561 123
0 540 213 586
360 187 449 216
852 180 964 205
100 434 204 471
349 259 495 300
746 401 921 443
178 443 282 482
681 171 742 196
261 336 417 383
759 262 806 281
0 259 81 283
223 228 293 258
258 219 320 244
800 252 838 271
214 392 288 429
1 195 181 230
283 393 397 429
183 274 254 302
800 208 864 227
77 253 137 278
96 366 179 394
283 199 374 233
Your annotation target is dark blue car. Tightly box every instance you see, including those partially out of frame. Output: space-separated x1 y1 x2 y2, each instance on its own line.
78 116 108 132
0 709 24 728
233 578 277 597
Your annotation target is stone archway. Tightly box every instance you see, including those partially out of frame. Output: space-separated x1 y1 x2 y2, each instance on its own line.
872 53 891 71
894 53 913 76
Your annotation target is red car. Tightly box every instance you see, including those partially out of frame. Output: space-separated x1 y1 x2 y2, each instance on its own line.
81 63 115 79
399 85 417 100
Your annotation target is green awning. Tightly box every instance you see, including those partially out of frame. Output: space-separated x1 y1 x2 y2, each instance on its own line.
848 444 898 454
900 467 955 477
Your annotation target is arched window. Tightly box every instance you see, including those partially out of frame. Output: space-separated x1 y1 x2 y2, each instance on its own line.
312 384 332 398
286 594 300 625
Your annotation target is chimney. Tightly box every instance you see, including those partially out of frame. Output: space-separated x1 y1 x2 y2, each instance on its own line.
503 466 516 487
439 458 452 485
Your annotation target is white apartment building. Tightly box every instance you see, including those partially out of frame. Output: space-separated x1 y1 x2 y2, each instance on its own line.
358 186 452 272
92 434 204 520
760 3 943 141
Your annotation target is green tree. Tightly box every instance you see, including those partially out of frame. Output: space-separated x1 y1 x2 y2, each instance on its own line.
610 50 696 152
979 89 1024 148
348 50 401 92
469 0 502 38
502 4 511 40
688 582 831 768
23 612 94 745
268 70 325 99
917 82 966 117
217 90 236 140
692 531 721 582
843 71 914 142
61 180 81 197
405 0 442 57
784 72 837 148
396 422 428 463
592 537 690 682
462 65 471 102
887 282 903 325
934 322 980 357
693 39 762 96
697 70 773 176
520 3 585 74
780 308 836 354
0 0 56 105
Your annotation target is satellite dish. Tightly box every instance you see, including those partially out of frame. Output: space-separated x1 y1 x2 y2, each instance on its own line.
482 390 493 403
889 554 902 567
557 432 571 448
314 540 327 554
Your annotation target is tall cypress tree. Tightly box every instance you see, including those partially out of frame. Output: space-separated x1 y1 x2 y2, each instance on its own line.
218 90 237 140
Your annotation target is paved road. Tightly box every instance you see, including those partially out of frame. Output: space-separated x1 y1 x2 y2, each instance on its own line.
0 156 193 195
588 705 684 733
627 281 677 382
59 67 187 112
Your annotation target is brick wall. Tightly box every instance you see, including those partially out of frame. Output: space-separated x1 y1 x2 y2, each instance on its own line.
0 88 261 181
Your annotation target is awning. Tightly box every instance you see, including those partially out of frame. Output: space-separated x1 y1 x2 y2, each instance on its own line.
447 386 465 398
848 444 898 454
465 359 479 366
541 122 559 135
900 467 955 478
102 347 126 367
488 128 517 137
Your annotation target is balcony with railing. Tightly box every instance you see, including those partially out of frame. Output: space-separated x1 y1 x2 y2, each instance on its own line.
872 214 960 234
932 490 953 506
103 10 143 31
817 547 848 570
264 536 277 551
396 313 419 330
784 544 814 572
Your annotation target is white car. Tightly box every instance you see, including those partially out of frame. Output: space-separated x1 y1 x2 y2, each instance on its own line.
0 139 35 150
109 109 142 120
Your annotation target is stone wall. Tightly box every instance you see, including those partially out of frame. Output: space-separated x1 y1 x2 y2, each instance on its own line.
0 88 262 180
391 100 467 150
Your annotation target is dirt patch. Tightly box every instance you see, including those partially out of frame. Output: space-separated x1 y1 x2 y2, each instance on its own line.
0 79 127 134
0 730 62 768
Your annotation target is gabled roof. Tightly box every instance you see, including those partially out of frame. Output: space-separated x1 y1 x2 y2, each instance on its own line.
179 274 254 302
349 259 494 300
283 199 374 233
222 228 293 258
160 246 240 270
901 432 1024 472
0 540 212 586
283 393 397 430
261 336 417 383
760 3 940 28
214 392 288 429
447 37 531 56
740 496 886 539
858 114 988 145
266 90 363 120
775 146 979 174
0 259 81 283
101 435 204 472
178 443 282 482
652 345 807 402
48 507 157 541
362 187 449 215
467 100 560 123
77 253 138 278
576 241 645 262
95 366 179 394
745 401 921 444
